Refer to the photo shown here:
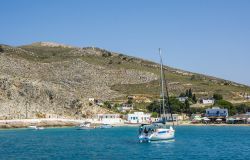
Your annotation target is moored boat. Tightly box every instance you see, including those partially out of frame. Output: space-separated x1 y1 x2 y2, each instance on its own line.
76 122 94 130
98 124 113 129
138 48 175 143
138 123 174 142
28 126 45 130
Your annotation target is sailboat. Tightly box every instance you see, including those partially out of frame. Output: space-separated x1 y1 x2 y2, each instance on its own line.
138 48 175 143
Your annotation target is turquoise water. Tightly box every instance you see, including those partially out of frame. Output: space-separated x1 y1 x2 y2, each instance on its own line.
0 126 250 160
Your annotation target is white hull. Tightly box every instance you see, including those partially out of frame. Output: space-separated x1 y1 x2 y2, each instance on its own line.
28 126 44 130
76 122 94 130
150 128 175 141
139 126 175 142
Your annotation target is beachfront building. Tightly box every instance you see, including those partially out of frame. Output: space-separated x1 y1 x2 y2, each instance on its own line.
201 98 215 105
160 113 179 122
151 117 160 122
227 112 250 124
205 107 228 122
96 114 123 124
127 112 151 124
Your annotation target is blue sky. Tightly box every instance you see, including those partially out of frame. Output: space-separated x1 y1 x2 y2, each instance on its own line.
1 0 249 85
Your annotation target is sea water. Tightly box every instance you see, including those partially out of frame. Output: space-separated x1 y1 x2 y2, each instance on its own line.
0 126 249 160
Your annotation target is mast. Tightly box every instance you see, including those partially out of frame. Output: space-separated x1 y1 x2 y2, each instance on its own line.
159 48 166 123
159 48 175 127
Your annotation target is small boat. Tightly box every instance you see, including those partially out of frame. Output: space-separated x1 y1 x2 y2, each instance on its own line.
28 125 37 129
36 127 45 130
76 122 94 130
28 126 45 130
98 124 113 129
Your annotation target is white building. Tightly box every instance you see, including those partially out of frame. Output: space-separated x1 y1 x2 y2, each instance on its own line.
177 97 188 103
245 95 250 99
96 114 123 124
161 113 179 122
201 98 215 105
88 98 95 102
127 112 151 124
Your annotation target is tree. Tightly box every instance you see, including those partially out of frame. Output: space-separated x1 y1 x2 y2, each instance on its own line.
179 92 186 97
215 100 235 116
184 99 190 114
185 90 189 97
235 104 250 114
213 93 223 100
169 97 184 113
104 101 112 109
0 45 3 52
192 94 197 103
146 100 161 114
151 112 158 118
188 88 192 98
127 99 133 104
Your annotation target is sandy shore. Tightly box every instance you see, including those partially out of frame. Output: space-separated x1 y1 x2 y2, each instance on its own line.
0 118 88 129
0 119 249 129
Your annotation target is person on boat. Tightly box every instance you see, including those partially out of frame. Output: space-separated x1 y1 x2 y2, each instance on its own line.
139 126 143 135
144 128 149 136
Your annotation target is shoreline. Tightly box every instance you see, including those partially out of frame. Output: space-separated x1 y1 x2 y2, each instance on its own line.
0 118 86 129
0 119 249 129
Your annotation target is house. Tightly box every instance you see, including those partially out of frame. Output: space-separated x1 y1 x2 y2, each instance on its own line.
205 107 228 121
88 98 104 106
201 98 215 105
177 97 188 103
96 114 123 124
160 113 179 122
127 95 135 99
127 112 151 124
117 103 134 112
244 95 250 100
88 98 95 103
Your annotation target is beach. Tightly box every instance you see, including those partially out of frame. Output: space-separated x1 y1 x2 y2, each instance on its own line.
0 118 87 129
0 119 249 129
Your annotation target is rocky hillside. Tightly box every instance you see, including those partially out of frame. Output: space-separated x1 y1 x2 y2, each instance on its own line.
0 42 249 119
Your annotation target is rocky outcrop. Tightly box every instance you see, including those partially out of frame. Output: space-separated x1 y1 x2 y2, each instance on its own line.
0 45 157 119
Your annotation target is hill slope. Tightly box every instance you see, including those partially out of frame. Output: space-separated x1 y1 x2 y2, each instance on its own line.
0 42 249 119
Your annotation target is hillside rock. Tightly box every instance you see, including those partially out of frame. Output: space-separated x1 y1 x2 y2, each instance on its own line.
0 46 157 119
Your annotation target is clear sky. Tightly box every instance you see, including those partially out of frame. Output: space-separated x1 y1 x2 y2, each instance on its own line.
1 0 249 85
